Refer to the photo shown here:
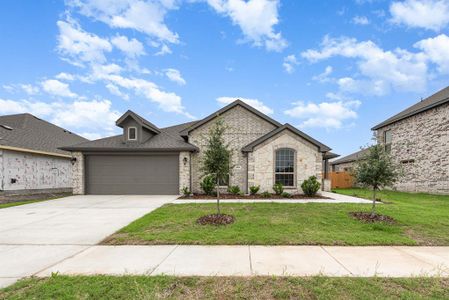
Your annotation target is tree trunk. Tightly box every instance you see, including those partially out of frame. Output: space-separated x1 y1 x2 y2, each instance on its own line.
371 187 377 216
216 176 220 215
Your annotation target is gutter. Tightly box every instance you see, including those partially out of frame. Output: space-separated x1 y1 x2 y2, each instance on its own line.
0 145 71 158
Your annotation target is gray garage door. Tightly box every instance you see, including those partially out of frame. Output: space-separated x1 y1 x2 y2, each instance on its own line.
85 154 179 195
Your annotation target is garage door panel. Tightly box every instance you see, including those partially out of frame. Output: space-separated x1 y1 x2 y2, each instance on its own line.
86 154 179 195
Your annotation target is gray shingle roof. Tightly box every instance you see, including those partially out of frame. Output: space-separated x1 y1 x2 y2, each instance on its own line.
61 120 199 152
330 147 371 165
0 113 88 156
116 110 161 134
372 86 449 130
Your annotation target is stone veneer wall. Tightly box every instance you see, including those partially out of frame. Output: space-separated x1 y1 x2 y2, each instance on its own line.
179 151 190 194
72 151 84 195
332 161 355 172
375 102 449 194
189 105 277 193
248 131 323 194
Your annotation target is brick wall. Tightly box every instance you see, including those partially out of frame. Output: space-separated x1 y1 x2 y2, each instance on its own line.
72 152 84 195
375 102 449 194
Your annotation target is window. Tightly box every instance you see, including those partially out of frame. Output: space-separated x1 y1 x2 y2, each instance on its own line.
384 130 392 152
128 127 137 140
275 148 295 187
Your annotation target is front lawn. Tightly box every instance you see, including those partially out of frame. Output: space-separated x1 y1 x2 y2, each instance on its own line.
1 275 448 299
103 189 449 246
0 193 70 209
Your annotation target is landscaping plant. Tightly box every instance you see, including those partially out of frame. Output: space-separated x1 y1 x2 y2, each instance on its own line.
249 185 260 195
281 192 292 198
261 191 271 198
200 175 215 196
354 144 400 216
273 183 284 195
181 187 191 197
200 118 233 219
227 185 241 195
301 176 321 196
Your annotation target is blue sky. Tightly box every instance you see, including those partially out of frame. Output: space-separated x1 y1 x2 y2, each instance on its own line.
0 0 448 156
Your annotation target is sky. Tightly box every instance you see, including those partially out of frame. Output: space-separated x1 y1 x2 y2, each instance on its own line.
0 0 448 156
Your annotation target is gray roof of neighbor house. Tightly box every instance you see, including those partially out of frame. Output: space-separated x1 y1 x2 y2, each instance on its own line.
61 120 199 152
242 124 332 153
0 113 88 156
372 86 449 130
330 147 371 165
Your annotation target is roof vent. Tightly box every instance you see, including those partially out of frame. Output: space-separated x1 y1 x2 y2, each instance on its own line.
0 124 13 130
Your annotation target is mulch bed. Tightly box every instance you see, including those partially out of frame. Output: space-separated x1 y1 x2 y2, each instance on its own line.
350 212 396 224
196 214 235 225
180 194 331 200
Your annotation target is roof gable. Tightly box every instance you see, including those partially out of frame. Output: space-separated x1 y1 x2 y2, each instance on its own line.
116 110 160 134
180 100 282 137
242 124 331 153
372 85 449 130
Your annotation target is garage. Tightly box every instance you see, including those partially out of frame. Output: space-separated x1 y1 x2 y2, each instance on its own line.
85 154 179 195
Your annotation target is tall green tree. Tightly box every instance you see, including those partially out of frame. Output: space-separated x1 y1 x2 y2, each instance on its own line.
201 118 232 214
354 144 400 216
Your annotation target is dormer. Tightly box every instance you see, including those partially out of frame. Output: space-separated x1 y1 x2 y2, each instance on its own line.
115 110 160 143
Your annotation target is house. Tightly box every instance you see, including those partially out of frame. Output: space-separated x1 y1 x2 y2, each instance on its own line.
372 86 449 194
62 100 335 195
331 148 370 172
0 113 88 194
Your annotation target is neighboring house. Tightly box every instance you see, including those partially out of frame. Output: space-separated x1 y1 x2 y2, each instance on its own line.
62 100 335 195
372 86 449 194
0 113 88 194
331 148 370 172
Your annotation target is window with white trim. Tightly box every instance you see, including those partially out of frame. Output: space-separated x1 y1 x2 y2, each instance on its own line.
275 148 295 187
128 127 137 141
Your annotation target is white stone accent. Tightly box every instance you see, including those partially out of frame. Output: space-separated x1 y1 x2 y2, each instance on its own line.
179 151 191 194
72 152 84 195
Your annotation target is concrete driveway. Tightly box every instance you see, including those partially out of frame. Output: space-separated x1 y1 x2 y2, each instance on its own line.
0 195 176 287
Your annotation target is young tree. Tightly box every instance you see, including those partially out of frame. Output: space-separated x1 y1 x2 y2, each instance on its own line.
201 118 232 214
354 144 400 216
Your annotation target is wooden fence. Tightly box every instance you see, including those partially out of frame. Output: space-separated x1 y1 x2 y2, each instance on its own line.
329 171 354 189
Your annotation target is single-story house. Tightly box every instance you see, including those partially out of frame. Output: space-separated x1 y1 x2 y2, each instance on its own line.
62 100 335 195
0 113 88 195
372 85 449 194
331 148 370 172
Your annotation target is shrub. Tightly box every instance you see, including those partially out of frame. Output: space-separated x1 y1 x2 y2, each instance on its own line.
249 185 260 195
261 191 271 198
181 186 191 197
301 176 321 196
227 185 241 195
281 192 292 198
273 183 284 195
200 175 215 195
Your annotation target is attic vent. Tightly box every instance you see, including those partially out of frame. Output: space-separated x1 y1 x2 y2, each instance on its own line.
0 124 13 130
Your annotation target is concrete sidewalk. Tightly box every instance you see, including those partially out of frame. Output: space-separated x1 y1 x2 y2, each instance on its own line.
37 245 449 278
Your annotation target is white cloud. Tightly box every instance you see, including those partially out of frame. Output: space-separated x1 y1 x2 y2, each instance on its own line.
390 0 449 31
19 84 39 95
414 34 449 73
105 83 130 100
55 72 75 81
41 79 77 98
283 55 298 74
155 44 172 56
352 16 370 25
164 68 186 85
111 35 145 58
207 0 287 52
57 18 112 66
0 98 120 138
284 100 361 129
69 0 179 43
301 36 428 95
217 96 273 115
312 65 333 82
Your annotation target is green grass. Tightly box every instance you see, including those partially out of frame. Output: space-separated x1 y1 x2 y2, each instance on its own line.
103 188 449 246
0 195 68 209
1 275 448 299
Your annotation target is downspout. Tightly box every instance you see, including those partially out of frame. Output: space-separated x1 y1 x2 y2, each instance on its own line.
245 153 249 194
189 152 192 193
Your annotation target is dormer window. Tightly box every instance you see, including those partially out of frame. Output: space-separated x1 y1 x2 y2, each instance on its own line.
128 127 137 141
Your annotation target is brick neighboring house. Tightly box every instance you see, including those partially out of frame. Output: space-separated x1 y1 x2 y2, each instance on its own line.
330 148 370 172
372 86 449 194
0 113 88 195
62 100 336 195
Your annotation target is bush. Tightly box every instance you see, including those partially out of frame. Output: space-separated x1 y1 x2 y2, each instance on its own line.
181 187 191 197
227 185 241 195
261 191 271 198
281 192 292 198
200 175 215 195
249 185 260 195
301 176 321 196
273 183 284 195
